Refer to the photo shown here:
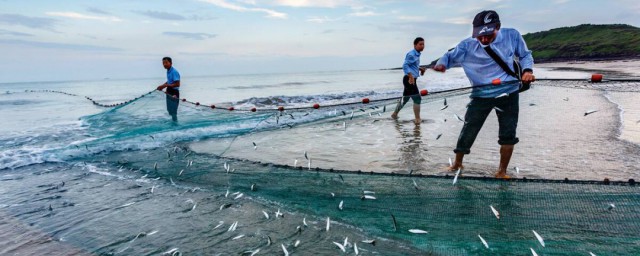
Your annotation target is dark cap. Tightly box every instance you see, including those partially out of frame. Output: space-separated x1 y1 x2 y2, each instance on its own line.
472 10 500 38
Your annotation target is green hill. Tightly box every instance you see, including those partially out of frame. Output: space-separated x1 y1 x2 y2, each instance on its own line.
522 24 640 62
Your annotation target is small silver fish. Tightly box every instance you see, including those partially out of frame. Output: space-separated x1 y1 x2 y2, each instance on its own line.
408 229 428 234
303 218 308 226
251 183 256 191
436 133 442 140
262 210 269 219
608 203 616 210
294 159 298 167
343 237 349 247
150 186 156 194
354 242 359 255
449 157 453 167
453 168 461 185
178 169 184 176
495 93 508 98
213 221 224 230
412 179 419 190
490 205 500 219
304 151 308 160
533 230 545 247
478 234 489 249
494 107 504 112
363 191 375 194
154 162 158 171
308 158 311 170
225 189 229 198
440 105 449 111
584 109 598 116
232 234 244 240
326 217 331 231
339 200 344 210
234 193 243 200
454 114 465 122
514 166 520 174
294 240 300 247
333 241 346 252
530 248 539 256
331 192 335 197
361 195 376 200
343 121 346 131
362 239 376 245
253 142 257 150
589 252 597 256
350 111 354 120
281 244 289 256
275 208 283 218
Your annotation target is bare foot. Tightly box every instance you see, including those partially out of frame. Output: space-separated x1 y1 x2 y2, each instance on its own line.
414 118 421 125
446 164 463 172
391 113 398 119
495 171 511 179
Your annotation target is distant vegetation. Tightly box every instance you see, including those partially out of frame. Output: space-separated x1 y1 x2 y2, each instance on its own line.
410 24 640 68
522 24 640 62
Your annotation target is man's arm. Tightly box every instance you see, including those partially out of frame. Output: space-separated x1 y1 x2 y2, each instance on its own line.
514 30 535 83
433 42 467 72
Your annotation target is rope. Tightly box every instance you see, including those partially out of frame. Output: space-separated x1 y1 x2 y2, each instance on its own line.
10 77 640 113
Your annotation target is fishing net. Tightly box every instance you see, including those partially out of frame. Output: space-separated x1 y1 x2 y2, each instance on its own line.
4 78 640 255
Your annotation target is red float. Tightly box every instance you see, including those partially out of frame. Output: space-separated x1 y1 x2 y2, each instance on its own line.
420 89 428 96
278 106 285 111
251 107 257 112
195 102 200 106
210 104 216 109
228 107 235 111
182 98 186 102
362 98 370 104
492 78 501 85
313 103 320 109
591 74 603 82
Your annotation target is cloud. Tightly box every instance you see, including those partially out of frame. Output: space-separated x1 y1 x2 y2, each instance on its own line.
0 13 58 30
45 12 122 22
163 32 217 40
133 10 186 20
0 39 122 51
199 0 287 19
306 16 339 23
269 0 363 8
349 11 378 17
0 29 33 37
86 7 111 15
397 16 428 22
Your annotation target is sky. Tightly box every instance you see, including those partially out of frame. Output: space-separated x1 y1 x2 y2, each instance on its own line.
1 0 639 82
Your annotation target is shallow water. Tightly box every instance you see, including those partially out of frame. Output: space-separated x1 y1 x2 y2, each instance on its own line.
1 66 640 255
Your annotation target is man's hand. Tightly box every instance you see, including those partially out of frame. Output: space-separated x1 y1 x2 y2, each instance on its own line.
157 84 166 91
419 67 426 76
408 74 415 85
521 72 535 83
433 64 446 73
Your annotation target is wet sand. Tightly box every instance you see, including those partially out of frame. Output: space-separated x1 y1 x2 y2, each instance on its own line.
191 62 640 181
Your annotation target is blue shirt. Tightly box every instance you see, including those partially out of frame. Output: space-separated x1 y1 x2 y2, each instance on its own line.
436 28 534 98
166 67 181 91
403 49 421 78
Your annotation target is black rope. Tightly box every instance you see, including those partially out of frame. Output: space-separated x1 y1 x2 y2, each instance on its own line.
11 77 640 113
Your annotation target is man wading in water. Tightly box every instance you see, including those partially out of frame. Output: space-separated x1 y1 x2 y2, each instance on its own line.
433 10 535 179
156 57 181 122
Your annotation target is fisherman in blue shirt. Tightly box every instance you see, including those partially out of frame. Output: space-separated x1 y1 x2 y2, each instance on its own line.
156 57 181 122
391 37 426 125
433 10 535 179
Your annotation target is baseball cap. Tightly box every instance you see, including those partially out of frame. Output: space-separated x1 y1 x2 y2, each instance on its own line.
472 10 500 38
